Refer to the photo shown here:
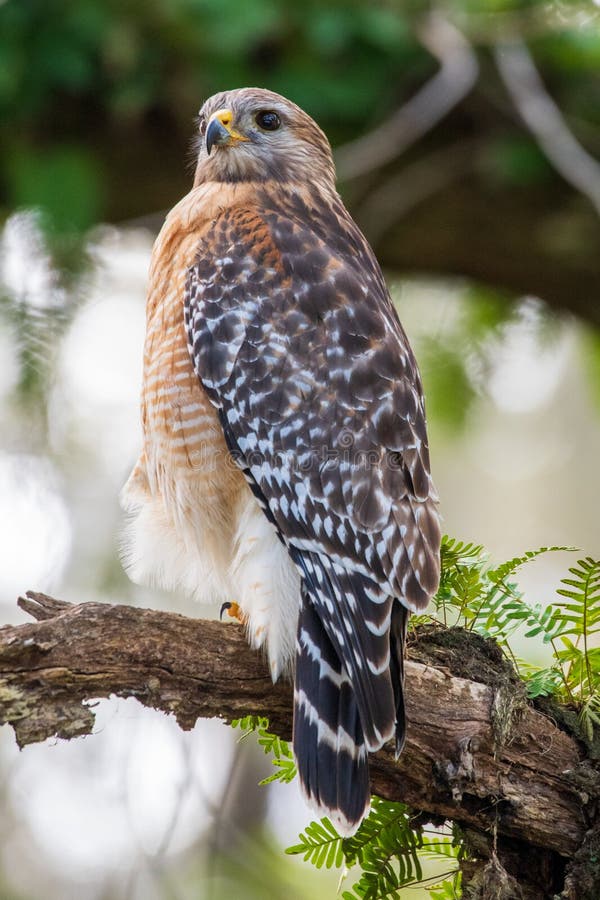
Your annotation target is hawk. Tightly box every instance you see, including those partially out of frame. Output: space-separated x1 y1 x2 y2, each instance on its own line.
121 88 441 835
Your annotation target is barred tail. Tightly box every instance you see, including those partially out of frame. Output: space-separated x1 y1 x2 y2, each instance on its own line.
292 590 370 836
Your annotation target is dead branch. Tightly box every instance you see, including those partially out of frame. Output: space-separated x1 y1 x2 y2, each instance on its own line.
0 589 593 882
335 14 479 181
494 38 600 218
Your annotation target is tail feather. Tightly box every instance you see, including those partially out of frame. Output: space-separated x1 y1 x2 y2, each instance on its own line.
291 552 411 835
389 601 409 757
293 591 370 836
290 547 396 752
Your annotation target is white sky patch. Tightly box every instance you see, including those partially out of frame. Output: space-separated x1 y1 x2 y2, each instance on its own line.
124 713 234 857
0 453 71 602
60 297 144 407
267 777 319 846
52 228 151 473
487 300 570 414
5 701 234 878
0 212 66 311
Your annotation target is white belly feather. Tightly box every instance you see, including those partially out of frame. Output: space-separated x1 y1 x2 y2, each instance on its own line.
120 461 301 680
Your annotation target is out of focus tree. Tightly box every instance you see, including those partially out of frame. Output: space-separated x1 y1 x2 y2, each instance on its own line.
1 0 599 321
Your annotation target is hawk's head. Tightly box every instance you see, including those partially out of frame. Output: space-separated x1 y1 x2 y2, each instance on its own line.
194 88 335 187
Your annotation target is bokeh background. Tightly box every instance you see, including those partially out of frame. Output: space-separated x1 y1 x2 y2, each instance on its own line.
1 1 600 897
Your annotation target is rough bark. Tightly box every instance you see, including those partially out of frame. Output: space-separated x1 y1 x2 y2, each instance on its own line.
0 592 598 898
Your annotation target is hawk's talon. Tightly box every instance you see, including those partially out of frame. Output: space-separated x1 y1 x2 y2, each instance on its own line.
219 601 231 620
220 601 246 624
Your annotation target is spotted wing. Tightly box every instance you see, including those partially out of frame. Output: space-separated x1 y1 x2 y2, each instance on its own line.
185 194 440 831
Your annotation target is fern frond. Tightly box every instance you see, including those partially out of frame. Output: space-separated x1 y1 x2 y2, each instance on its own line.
578 690 600 743
288 799 433 897
230 716 297 783
342 799 424 898
256 728 291 759
419 836 461 860
440 536 485 568
429 872 463 900
436 544 576 648
488 546 576 585
231 714 267 738
286 818 344 869
342 797 419 867
553 558 600 637
259 756 297 785
434 536 488 624
517 660 564 698
469 591 526 641
434 539 573 637
342 842 420 900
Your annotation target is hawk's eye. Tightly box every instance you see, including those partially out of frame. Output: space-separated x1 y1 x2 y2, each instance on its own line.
255 110 281 131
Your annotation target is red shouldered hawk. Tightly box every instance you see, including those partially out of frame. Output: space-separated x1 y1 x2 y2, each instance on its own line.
121 88 441 835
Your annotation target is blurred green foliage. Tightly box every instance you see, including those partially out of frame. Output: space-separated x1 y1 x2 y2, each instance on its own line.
1 0 600 231
0 0 422 232
1 0 600 434
8 147 101 234
584 331 600 412
483 136 553 187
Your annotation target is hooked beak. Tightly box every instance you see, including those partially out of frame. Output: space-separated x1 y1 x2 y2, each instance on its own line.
205 108 249 155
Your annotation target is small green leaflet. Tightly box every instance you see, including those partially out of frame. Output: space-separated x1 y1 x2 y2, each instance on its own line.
231 715 297 784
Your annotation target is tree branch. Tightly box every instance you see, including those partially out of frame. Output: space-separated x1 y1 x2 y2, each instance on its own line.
495 38 600 218
0 590 593 877
335 14 479 181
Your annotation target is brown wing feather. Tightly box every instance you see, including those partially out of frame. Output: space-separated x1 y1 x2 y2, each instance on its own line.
186 188 440 610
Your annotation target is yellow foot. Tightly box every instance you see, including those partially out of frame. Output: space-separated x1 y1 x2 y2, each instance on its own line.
219 601 247 624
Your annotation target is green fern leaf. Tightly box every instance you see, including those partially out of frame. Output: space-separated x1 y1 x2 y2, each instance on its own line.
286 818 344 869
419 836 460 859
429 872 463 899
230 714 266 736
553 558 600 637
230 716 297 785
488 546 575 585
259 757 297 785
440 536 485 567
518 662 563 698
579 691 600 743
339 798 425 898
342 797 418 866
